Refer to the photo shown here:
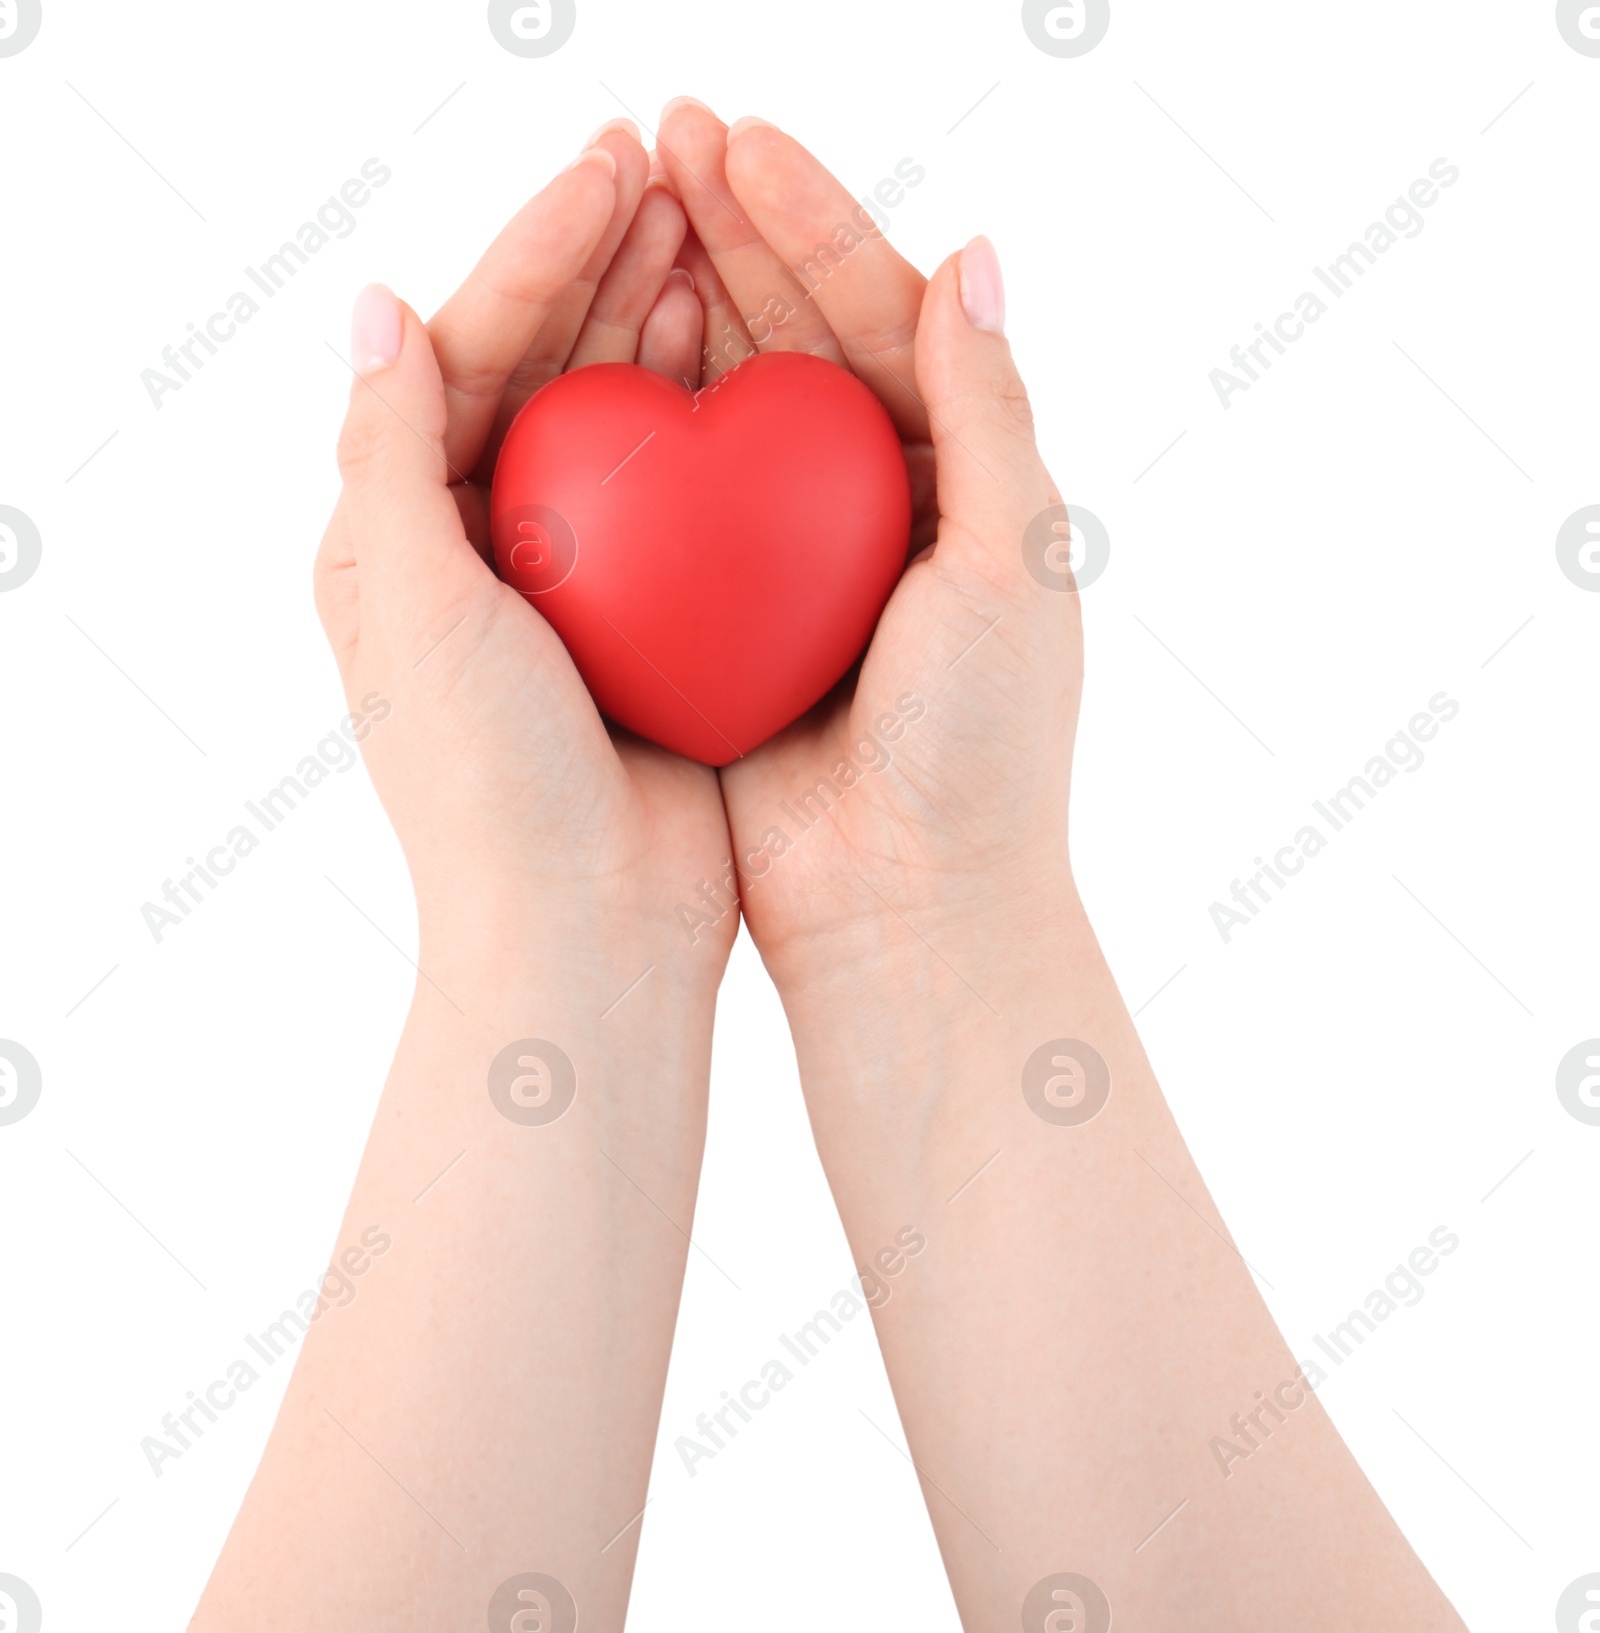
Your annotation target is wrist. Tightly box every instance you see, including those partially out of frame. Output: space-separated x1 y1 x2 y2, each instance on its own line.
371 895 728 1175
767 884 1161 1209
761 858 1087 1022
411 875 732 1015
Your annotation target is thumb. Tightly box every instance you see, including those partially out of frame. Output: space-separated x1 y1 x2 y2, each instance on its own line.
334 283 482 630
914 238 1060 577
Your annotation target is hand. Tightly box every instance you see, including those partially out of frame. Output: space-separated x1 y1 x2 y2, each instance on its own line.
655 103 1081 991
314 121 735 986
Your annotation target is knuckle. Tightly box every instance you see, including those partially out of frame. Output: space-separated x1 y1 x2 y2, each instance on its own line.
937 379 1026 446
994 378 1036 435
848 313 920 364
335 414 386 483
498 353 560 406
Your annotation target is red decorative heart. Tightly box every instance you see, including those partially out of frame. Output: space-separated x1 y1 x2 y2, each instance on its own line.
490 353 911 766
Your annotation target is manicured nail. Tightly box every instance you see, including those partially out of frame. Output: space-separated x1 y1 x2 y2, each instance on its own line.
351 283 402 373
563 145 618 177
660 95 713 122
959 235 1006 335
726 115 775 144
586 116 640 146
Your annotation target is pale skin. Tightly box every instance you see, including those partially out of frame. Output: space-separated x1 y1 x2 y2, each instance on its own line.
191 105 1468 1632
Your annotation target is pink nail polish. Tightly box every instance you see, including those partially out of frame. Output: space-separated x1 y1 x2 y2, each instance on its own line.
351 283 402 373
959 236 1006 335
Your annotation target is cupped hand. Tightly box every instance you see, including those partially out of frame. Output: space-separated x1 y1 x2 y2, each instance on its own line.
313 123 736 979
655 103 1085 983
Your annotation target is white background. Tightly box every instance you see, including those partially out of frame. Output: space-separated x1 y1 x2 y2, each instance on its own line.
2 2 1597 1629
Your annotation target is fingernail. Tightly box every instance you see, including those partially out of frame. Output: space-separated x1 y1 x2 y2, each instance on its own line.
647 146 666 181
563 145 618 177
661 95 713 122
726 115 775 144
585 116 640 146
351 283 402 373
665 266 697 294
959 235 1006 334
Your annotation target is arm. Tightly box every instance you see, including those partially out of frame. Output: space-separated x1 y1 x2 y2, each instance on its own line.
656 103 1467 1632
191 943 720 1632
772 903 1462 1631
193 126 733 1632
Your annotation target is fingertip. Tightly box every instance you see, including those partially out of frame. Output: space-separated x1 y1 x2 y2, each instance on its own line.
643 180 684 231
347 294 446 434
338 290 456 518
726 114 776 145
563 144 618 180
660 94 715 125
723 114 796 206
550 144 622 244
924 249 989 333
589 119 651 197
722 116 794 193
657 98 732 181
351 283 403 374
919 243 1011 369
585 115 640 147
958 235 1006 334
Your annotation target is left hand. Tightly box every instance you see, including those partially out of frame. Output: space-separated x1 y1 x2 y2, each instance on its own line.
654 103 1079 991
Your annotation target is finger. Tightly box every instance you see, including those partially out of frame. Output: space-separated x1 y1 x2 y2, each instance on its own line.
425 148 618 480
673 229 752 382
491 120 653 441
566 182 690 369
724 118 930 443
636 269 703 388
914 240 1057 577
336 285 485 638
655 97 847 367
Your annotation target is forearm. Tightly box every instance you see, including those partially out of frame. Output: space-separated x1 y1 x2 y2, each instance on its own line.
193 921 718 1632
772 886 1464 1633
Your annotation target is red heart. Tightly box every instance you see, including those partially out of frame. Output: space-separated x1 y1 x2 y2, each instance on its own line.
490 353 911 766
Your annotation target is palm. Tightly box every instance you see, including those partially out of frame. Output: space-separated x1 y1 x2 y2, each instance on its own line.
318 126 737 940
720 497 1068 957
634 104 1081 959
353 565 728 906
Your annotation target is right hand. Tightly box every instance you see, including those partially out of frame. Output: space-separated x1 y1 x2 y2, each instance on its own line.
314 122 738 980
